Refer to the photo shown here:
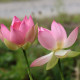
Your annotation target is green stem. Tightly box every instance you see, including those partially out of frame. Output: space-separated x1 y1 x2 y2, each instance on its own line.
58 59 64 80
22 49 33 80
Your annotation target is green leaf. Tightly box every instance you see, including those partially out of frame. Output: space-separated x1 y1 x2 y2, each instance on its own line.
4 39 19 50
67 51 80 58
46 53 58 70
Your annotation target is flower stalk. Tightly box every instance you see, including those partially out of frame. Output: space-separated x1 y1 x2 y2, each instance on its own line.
58 59 64 80
22 49 33 80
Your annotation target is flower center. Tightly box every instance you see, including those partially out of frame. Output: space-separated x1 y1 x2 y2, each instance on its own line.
53 41 63 52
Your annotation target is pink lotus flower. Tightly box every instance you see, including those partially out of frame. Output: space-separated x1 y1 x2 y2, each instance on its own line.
31 20 79 70
0 16 38 50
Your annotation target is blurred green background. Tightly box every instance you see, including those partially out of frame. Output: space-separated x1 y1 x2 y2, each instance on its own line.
0 14 80 80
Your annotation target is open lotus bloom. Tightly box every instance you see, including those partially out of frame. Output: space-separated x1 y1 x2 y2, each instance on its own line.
0 16 38 50
31 20 80 70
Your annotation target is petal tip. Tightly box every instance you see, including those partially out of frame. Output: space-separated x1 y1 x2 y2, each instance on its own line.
14 16 17 18
52 20 56 23
24 15 27 20
76 27 79 30
30 61 38 67
29 15 32 19
51 20 57 27
13 16 19 21
30 63 34 67
1 24 7 30
74 27 79 32
1 24 5 27
29 15 33 22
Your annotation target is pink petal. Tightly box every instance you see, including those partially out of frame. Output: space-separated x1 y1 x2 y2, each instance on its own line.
30 52 53 67
1 24 10 40
51 20 67 42
38 27 56 50
63 27 79 48
11 16 21 25
11 16 21 30
11 22 21 30
10 27 25 44
25 15 34 28
19 16 34 35
25 25 37 43
19 17 28 35
39 27 48 31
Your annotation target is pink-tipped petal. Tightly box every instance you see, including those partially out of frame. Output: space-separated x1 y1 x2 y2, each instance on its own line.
12 22 21 30
63 27 78 48
38 28 56 50
25 24 38 43
19 16 34 35
11 16 21 30
1 24 10 40
19 17 28 34
38 27 45 33
39 27 49 31
25 26 35 43
10 27 25 44
51 21 67 41
11 16 21 25
25 16 34 28
30 52 53 67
